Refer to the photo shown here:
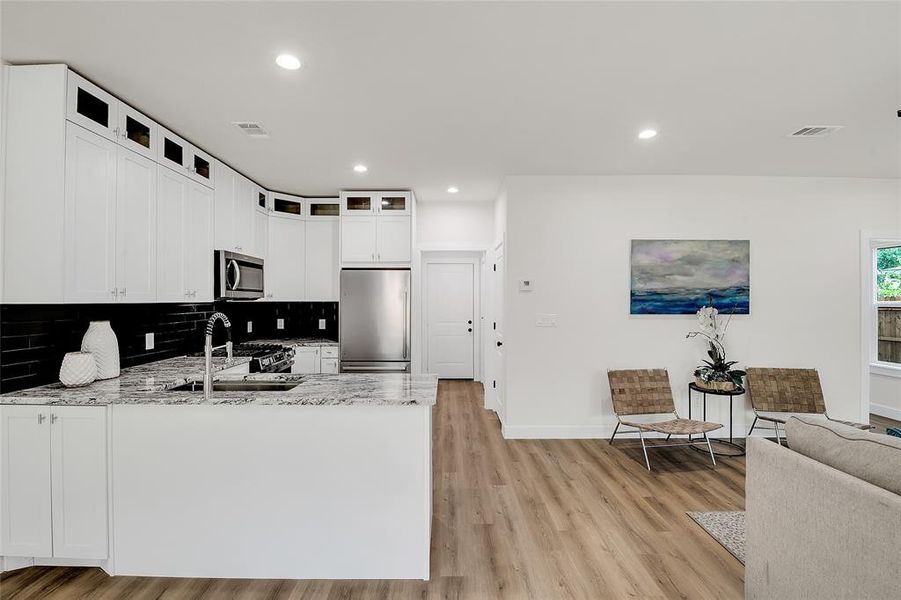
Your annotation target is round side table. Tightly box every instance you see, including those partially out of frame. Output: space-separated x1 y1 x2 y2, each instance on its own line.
688 382 746 457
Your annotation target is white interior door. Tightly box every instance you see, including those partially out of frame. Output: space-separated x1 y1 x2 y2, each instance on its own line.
426 263 475 379
493 248 506 416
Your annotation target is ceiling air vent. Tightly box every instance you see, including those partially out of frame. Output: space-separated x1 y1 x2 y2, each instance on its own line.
232 121 270 138
788 125 844 138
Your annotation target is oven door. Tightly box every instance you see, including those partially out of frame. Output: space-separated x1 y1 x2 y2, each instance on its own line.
216 251 264 300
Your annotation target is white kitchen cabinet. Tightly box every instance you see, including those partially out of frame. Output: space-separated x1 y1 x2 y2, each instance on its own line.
186 182 214 302
341 216 378 264
116 147 158 303
116 103 157 161
64 123 119 303
266 215 306 301
1 406 53 557
270 192 305 219
320 357 339 374
156 167 188 302
292 346 321 374
158 126 192 176
251 186 270 259
214 164 256 254
66 70 118 141
340 192 376 215
305 218 339 301
156 170 212 302
376 216 413 263
50 407 109 559
0 405 108 560
376 192 412 216
188 146 214 188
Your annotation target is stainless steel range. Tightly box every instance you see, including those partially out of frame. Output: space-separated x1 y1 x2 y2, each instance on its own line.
214 342 295 373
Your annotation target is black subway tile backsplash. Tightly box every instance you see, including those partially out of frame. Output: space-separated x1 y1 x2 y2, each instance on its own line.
0 301 338 393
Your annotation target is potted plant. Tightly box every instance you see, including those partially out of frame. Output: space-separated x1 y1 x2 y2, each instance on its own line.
686 304 746 391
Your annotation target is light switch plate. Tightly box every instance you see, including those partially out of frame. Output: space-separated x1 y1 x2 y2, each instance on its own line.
318 319 327 330
247 321 253 333
145 332 154 350
519 279 533 292
535 313 558 327
276 318 285 330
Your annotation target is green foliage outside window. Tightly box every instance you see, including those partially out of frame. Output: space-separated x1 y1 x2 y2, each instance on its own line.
877 246 901 301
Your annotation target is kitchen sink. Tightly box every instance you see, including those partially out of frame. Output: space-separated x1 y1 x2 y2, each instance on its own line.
167 378 305 393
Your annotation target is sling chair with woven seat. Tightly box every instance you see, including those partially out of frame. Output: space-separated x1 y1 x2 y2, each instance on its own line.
607 369 723 471
746 367 871 445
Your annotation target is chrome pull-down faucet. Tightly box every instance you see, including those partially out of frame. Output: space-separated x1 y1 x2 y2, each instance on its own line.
204 312 233 400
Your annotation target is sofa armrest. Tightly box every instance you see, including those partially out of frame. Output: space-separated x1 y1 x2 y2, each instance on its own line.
746 437 901 600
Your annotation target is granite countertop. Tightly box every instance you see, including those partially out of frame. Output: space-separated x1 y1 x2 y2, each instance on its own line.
0 356 437 408
252 337 339 347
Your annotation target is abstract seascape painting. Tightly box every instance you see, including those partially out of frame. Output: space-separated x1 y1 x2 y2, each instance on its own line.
630 240 750 315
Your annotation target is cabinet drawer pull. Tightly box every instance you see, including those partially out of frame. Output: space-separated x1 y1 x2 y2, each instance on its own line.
38 413 46 424
51 414 58 424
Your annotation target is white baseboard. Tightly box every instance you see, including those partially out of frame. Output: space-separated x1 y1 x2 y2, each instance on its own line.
870 403 901 421
1 556 34 573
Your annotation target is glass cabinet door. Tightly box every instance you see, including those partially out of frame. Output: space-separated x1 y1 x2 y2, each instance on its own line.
189 146 214 187
157 127 189 173
341 194 375 215
308 200 340 217
117 105 156 160
377 193 410 215
270 193 304 219
67 71 118 141
258 191 268 210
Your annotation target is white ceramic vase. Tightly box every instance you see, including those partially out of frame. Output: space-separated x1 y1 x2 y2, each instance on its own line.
59 352 97 387
81 321 120 380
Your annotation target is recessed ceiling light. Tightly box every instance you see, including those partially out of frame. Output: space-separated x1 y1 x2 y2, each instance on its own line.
353 164 368 173
447 187 459 194
638 129 658 140
275 54 302 70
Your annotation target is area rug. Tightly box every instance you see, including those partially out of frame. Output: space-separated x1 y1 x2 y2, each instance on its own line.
686 511 746 564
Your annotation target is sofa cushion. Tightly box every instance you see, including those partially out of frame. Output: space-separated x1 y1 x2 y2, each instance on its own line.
785 415 901 496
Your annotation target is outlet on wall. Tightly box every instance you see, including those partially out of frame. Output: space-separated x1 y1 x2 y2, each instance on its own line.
145 332 155 350
318 319 327 330
247 321 253 334
277 318 285 330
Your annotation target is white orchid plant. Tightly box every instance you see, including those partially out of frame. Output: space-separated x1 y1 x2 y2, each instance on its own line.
686 303 746 388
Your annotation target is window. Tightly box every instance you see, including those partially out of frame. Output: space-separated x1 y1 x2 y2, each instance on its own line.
875 244 901 366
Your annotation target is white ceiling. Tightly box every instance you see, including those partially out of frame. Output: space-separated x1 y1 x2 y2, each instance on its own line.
2 1 899 202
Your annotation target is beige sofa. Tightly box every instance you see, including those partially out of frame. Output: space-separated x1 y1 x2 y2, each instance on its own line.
746 415 901 600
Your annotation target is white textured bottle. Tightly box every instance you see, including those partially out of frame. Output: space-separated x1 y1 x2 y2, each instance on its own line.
81 321 120 379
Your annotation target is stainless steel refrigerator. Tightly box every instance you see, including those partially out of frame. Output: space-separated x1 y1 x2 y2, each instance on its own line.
339 269 411 373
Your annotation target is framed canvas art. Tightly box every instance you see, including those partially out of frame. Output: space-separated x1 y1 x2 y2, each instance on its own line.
630 240 750 315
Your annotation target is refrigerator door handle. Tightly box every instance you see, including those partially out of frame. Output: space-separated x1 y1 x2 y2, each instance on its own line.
402 290 408 359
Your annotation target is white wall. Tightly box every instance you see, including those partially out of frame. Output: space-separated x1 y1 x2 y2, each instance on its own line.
502 175 901 438
871 373 901 420
416 201 494 248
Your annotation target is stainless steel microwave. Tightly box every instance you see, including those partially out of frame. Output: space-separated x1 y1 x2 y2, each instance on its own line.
215 251 264 300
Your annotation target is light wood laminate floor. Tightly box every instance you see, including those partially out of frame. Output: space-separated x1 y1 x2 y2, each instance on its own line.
0 380 746 599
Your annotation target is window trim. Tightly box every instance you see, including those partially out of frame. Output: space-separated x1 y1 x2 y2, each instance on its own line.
871 239 901 374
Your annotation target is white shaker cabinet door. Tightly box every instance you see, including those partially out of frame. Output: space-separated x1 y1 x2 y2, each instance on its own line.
267 216 306 301
291 347 321 374
213 162 236 251
305 219 339 301
186 182 215 302
376 216 412 263
50 407 108 560
235 176 256 254
340 216 377 264
116 147 157 303
156 167 188 302
64 123 118 303
0 406 52 558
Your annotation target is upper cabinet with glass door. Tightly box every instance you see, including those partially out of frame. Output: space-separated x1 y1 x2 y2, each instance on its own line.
340 193 376 215
188 146 215 188
117 104 157 161
308 198 340 218
269 192 305 219
67 71 119 141
376 192 411 215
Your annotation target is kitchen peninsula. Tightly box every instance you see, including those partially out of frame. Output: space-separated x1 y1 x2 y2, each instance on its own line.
0 356 437 580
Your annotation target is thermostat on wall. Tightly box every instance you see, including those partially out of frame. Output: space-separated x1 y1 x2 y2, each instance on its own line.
519 279 533 292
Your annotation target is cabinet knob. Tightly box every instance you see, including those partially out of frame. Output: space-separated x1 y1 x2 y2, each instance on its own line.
468 328 472 333
120 288 126 296
111 288 118 298
497 341 503 347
